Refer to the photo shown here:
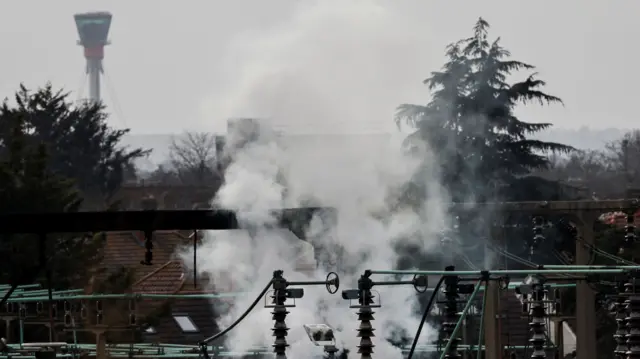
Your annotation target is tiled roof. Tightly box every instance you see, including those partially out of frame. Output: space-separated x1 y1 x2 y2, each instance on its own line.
131 260 187 335
133 261 185 294
154 231 202 253
95 231 200 286
96 230 222 346
97 231 176 282
141 275 223 346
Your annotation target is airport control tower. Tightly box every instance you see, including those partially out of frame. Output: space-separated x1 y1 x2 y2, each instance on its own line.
74 12 112 104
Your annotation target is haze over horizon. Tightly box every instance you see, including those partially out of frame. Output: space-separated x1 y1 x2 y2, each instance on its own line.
122 126 628 170
0 1 637 135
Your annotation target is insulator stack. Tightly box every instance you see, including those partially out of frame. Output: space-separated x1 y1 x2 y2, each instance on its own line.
356 275 375 359
442 266 461 359
626 277 640 359
615 279 629 358
625 213 637 248
528 275 547 359
324 345 339 359
531 216 545 255
271 272 290 359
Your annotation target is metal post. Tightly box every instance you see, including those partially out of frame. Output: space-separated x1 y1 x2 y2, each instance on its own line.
95 330 107 359
4 318 11 343
554 319 565 358
483 281 502 359
575 213 597 359
18 304 25 348
38 233 56 343
462 315 470 359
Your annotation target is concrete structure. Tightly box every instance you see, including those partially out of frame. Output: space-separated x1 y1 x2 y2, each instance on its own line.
74 12 112 104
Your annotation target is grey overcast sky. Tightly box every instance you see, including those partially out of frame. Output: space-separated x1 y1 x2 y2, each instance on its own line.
0 1 636 134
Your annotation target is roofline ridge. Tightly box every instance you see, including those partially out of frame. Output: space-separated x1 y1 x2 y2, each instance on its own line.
132 260 178 287
174 264 187 295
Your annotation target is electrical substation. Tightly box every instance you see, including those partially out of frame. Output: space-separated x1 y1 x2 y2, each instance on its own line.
0 199 639 359
0 9 638 359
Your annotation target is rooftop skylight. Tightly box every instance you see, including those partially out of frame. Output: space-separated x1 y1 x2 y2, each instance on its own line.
173 315 199 333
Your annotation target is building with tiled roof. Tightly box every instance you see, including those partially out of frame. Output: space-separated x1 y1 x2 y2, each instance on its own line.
87 225 318 351
141 282 221 346
0 227 580 358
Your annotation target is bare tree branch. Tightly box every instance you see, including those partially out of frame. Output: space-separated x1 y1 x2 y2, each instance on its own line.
169 131 220 185
536 130 640 199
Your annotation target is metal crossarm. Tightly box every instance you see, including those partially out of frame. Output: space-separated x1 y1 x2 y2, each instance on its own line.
0 207 336 238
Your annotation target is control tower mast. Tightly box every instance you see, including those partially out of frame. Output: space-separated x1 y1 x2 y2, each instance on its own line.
74 12 112 104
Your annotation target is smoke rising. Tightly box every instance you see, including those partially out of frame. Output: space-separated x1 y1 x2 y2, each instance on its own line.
199 0 430 135
184 128 449 358
180 1 456 357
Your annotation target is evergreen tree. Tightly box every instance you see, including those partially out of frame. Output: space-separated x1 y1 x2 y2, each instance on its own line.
0 84 149 205
0 113 103 290
396 18 573 202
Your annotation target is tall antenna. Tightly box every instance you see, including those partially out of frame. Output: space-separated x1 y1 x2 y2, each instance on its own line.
74 11 112 105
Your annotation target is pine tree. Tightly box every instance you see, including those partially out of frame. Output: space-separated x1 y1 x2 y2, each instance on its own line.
0 113 103 289
396 18 573 202
0 84 149 205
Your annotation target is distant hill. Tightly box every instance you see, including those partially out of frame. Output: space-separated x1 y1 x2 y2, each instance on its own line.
122 127 631 169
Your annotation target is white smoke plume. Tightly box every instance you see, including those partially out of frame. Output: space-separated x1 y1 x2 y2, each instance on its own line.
180 1 454 358
184 127 448 358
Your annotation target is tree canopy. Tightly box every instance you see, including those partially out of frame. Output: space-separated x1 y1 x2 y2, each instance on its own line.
0 84 148 205
0 113 103 290
396 18 573 202
168 131 222 185
538 129 640 199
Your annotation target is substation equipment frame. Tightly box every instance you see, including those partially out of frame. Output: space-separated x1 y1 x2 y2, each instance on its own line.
361 265 640 359
0 207 337 359
1 199 639 359
444 199 640 359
